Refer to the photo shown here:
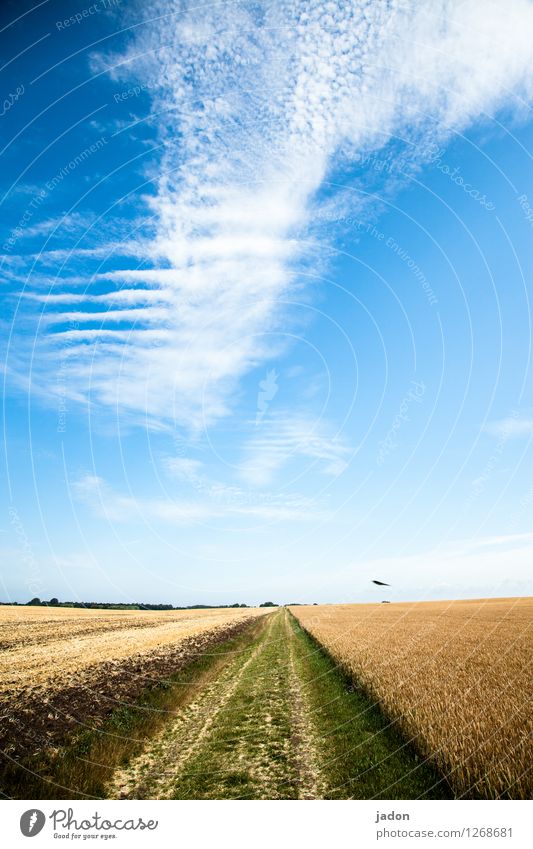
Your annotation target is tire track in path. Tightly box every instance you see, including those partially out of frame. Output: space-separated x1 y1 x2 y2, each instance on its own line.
106 607 450 799
285 611 328 799
108 614 276 799
108 609 328 799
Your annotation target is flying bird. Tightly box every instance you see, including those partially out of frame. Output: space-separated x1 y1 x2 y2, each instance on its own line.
372 580 390 586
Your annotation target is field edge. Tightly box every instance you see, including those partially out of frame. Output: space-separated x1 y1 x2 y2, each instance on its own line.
0 613 271 800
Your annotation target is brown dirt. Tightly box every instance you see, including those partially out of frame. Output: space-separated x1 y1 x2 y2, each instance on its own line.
108 609 329 800
109 614 276 799
0 611 265 762
285 612 327 799
0 606 265 693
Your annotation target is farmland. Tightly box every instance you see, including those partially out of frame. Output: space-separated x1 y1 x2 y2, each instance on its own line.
106 608 448 800
0 605 267 785
0 604 267 695
0 599 530 799
292 598 533 799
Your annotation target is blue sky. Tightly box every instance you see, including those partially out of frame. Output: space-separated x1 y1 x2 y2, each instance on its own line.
1 0 533 605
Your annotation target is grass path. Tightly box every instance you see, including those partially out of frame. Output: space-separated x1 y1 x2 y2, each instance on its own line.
106 609 452 800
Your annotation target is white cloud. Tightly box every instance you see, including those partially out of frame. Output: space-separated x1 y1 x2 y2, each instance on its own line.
14 213 93 239
165 457 204 481
22 288 174 305
16 0 533 429
72 473 323 524
240 412 350 485
485 417 533 438
42 307 171 326
336 530 533 600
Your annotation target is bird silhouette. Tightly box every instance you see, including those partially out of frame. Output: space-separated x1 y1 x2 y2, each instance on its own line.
372 579 390 586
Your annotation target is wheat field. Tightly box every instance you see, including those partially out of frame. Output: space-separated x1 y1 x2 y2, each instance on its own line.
292 598 533 798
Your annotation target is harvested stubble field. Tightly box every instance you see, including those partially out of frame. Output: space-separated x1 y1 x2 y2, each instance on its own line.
291 598 533 799
0 605 267 764
1 606 449 800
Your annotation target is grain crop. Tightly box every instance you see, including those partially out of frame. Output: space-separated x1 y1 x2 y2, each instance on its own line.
0 605 266 695
292 598 533 799
0 605 267 760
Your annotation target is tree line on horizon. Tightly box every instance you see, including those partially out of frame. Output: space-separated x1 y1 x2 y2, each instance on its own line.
0 598 282 610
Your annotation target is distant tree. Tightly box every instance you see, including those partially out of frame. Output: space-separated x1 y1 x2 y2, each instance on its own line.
49 597 59 606
27 597 41 606
259 601 278 607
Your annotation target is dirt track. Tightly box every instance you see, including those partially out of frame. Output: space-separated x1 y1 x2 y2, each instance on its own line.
1 607 452 800
109 609 324 799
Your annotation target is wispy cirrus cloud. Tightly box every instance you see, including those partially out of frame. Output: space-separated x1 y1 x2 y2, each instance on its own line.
72 473 323 524
484 417 533 438
240 412 351 486
10 0 533 431
336 531 533 600
12 213 93 240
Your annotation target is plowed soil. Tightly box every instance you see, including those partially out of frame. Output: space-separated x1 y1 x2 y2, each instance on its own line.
0 606 266 761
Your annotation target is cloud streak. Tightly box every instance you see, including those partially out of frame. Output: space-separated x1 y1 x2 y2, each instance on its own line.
337 531 533 600
240 412 351 485
16 0 533 430
72 473 323 524
485 417 533 438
